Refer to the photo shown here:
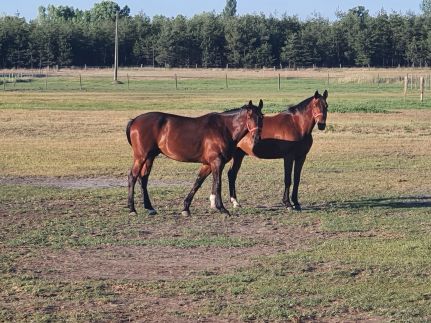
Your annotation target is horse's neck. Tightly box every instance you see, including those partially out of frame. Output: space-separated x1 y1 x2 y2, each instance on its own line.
299 108 316 136
225 112 248 143
284 108 315 137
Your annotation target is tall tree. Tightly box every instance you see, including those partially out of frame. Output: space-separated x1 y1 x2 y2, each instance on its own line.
223 0 237 18
421 0 431 16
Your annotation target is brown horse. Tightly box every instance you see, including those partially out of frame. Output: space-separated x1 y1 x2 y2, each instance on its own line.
126 100 264 216
227 90 328 211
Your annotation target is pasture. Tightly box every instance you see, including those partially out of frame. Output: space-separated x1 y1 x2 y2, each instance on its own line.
1 68 430 321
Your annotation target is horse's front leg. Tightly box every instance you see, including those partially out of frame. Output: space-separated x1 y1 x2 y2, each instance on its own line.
227 149 246 208
182 164 211 216
291 155 306 211
210 158 230 216
283 157 294 210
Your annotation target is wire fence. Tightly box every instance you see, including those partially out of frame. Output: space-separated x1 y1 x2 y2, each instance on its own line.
1 67 431 102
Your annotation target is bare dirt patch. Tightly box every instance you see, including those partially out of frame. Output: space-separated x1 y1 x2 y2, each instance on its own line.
0 176 189 189
18 245 270 281
16 215 321 282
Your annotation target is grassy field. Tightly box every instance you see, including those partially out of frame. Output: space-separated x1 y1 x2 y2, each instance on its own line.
0 68 430 322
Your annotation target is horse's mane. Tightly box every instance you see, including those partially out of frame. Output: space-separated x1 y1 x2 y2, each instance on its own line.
286 96 314 114
221 106 246 115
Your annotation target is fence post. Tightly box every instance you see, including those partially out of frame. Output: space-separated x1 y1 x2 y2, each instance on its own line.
420 76 424 102
127 73 130 90
278 73 281 91
225 74 228 89
175 74 178 90
45 71 48 90
404 75 408 101
79 74 82 90
3 75 5 91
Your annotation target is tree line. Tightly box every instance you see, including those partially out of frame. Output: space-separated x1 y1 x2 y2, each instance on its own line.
1 0 431 69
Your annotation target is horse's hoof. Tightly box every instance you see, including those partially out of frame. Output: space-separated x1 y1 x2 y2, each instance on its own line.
293 205 302 212
129 211 138 216
147 209 157 216
181 210 191 217
286 206 294 212
220 208 231 217
230 197 242 208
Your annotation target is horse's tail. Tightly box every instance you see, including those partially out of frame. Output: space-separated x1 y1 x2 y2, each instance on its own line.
126 118 135 146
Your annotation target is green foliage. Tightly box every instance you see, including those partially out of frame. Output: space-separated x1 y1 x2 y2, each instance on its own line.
421 0 431 16
1 3 431 68
223 0 237 18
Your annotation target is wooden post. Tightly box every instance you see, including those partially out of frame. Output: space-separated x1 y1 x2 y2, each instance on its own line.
113 11 119 83
278 73 281 91
377 73 380 88
175 74 178 90
45 71 48 90
79 74 82 90
420 76 424 102
404 76 408 101
225 74 228 89
3 75 5 91
327 72 330 85
410 75 413 90
127 73 130 89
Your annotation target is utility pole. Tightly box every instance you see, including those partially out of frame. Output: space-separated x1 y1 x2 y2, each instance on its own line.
113 11 119 83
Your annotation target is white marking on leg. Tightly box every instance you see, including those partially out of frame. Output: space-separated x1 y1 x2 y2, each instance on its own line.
230 197 241 208
209 194 216 208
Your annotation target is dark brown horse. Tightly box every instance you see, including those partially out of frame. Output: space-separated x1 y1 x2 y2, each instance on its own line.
126 100 263 216
228 90 328 211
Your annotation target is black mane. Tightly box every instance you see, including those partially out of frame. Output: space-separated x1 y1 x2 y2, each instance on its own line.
221 106 246 115
286 96 314 114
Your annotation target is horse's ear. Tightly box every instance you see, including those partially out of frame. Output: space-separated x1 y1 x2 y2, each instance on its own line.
258 99 263 110
248 100 253 106
323 90 328 99
314 90 319 99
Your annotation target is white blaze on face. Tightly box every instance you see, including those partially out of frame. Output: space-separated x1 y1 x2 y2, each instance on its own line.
209 194 216 208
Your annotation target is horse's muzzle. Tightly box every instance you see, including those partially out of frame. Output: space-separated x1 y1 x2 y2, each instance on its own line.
317 123 326 130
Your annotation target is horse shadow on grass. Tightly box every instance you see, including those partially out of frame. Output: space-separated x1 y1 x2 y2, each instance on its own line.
255 196 431 212
312 196 431 212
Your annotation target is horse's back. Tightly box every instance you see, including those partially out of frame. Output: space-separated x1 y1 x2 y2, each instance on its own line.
129 111 222 163
237 113 311 158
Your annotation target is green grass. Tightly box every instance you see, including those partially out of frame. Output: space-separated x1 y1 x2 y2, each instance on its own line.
1 72 431 321
2 76 431 112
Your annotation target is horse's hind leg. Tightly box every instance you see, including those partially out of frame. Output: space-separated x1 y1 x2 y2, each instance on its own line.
128 158 145 214
291 155 306 211
182 164 211 216
140 154 158 215
283 157 294 210
227 149 245 208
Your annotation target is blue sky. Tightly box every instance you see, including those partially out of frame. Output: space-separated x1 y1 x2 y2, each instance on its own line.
1 0 423 21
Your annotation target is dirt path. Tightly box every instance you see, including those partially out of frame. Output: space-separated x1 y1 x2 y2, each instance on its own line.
0 176 190 189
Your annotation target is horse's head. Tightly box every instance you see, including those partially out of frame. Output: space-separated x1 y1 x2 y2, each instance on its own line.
311 90 328 130
244 99 264 144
